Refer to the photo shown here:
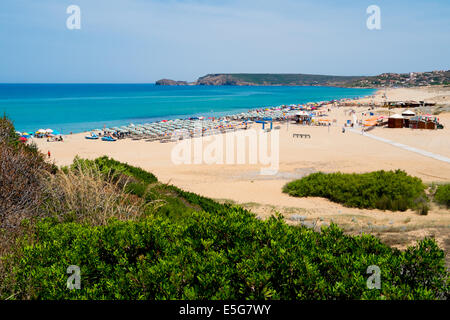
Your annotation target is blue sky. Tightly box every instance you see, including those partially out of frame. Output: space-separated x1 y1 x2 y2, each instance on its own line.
0 0 449 83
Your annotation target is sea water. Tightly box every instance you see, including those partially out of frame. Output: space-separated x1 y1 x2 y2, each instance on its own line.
0 84 376 133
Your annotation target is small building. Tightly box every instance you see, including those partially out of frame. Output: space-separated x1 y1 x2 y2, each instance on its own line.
295 111 311 124
408 116 436 130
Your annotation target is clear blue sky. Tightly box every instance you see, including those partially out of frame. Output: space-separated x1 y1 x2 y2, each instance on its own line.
1 0 449 83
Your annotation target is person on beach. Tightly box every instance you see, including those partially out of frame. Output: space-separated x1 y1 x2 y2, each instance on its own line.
47 150 51 158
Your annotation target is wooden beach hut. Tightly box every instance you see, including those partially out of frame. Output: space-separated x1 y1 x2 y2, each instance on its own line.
388 114 404 128
409 116 419 129
426 121 436 130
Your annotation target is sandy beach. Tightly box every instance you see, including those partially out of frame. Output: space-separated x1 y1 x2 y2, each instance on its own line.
34 86 450 257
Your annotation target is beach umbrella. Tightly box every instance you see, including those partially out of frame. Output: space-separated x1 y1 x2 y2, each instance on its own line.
37 129 46 133
19 137 27 142
45 129 53 133
401 110 415 117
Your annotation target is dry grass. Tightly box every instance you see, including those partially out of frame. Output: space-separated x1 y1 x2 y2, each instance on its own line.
0 142 47 228
41 161 148 225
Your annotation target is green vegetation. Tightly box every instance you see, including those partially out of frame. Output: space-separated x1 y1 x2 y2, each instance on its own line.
434 184 450 208
4 213 448 300
230 73 362 86
0 117 448 300
178 70 450 87
346 70 450 88
283 171 428 212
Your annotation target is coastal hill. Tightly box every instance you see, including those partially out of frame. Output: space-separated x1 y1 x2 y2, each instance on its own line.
156 70 450 88
345 70 450 88
195 73 364 86
156 73 365 87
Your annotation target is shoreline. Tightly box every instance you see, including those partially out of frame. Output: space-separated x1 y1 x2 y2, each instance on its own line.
13 86 377 135
21 85 449 136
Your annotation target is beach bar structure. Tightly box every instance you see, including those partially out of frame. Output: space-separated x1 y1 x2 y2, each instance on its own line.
294 111 312 124
408 116 437 130
383 101 436 108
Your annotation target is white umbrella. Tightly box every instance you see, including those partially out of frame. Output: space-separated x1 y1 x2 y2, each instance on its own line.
402 110 416 116
37 129 46 133
45 129 53 133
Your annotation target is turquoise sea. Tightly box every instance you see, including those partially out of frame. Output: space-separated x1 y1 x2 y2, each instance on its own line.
0 84 376 133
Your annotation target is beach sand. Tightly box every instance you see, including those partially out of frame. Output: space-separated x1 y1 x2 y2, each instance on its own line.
34 86 450 261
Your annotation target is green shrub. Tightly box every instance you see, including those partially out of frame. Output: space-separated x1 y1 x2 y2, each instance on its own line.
68 157 232 221
283 170 427 212
3 210 448 300
69 156 157 185
434 184 450 208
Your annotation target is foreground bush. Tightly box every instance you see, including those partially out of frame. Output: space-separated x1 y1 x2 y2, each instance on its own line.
283 170 427 211
70 156 158 185
0 117 53 230
42 159 147 225
434 184 450 208
3 209 448 300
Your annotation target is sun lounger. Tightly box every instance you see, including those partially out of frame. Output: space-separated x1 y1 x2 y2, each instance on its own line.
293 133 311 138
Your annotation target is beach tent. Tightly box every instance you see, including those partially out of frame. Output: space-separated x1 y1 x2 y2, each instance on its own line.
365 116 379 122
364 120 378 127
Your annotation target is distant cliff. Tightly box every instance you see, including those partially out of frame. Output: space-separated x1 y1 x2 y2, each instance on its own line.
155 79 189 86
